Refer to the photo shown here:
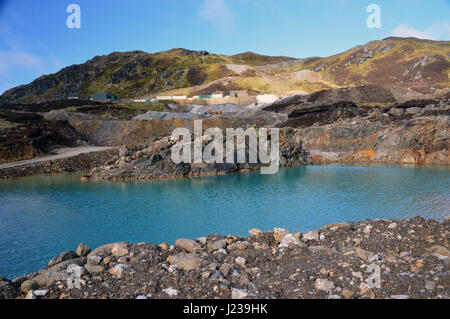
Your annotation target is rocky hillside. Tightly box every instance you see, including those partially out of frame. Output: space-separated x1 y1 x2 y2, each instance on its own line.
310 37 450 95
0 50 293 104
1 37 448 104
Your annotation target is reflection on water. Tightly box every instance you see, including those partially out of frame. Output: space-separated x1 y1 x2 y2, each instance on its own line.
0 164 449 278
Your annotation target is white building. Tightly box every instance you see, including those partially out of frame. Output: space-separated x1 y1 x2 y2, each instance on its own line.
212 93 223 99
256 94 278 104
171 96 187 100
156 96 173 101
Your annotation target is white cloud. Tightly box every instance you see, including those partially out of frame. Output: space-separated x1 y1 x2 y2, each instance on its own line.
391 23 450 41
199 0 234 30
0 46 46 75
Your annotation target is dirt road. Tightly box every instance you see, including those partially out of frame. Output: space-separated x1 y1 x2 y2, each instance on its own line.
0 146 114 169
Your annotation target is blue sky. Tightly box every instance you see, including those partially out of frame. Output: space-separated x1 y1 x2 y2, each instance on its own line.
0 0 449 94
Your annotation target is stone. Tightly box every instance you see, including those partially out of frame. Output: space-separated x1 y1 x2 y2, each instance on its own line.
329 222 351 231
273 228 291 242
342 289 354 299
444 258 450 270
425 280 436 291
303 230 319 242
279 234 306 248
76 243 91 257
248 228 262 236
167 253 203 271
57 251 77 263
159 242 170 250
26 290 36 299
209 239 227 252
231 288 249 299
196 237 208 245
175 238 202 253
388 108 404 116
21 279 40 293
315 279 335 293
87 255 102 265
47 257 58 267
237 241 250 250
391 295 409 299
109 264 130 278
235 257 246 267
85 264 105 274
119 145 129 157
111 243 129 257
220 264 233 278
363 225 373 235
163 288 180 297
405 107 422 115
387 223 397 230
425 245 450 260
136 295 148 299
33 289 49 297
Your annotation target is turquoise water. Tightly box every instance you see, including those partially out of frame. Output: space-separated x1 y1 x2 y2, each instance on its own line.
0 164 449 279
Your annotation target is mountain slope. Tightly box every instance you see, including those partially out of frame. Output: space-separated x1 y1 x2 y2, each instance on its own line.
1 37 449 104
309 37 450 94
0 49 295 104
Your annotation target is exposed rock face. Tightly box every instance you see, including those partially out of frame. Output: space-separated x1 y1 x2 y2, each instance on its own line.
299 117 449 165
1 217 448 299
270 94 449 166
86 128 311 181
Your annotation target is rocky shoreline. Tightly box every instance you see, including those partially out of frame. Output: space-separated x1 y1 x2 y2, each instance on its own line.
1 217 448 299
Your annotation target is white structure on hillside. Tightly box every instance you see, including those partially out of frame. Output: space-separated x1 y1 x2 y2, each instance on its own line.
172 96 187 100
212 93 223 99
256 94 278 104
156 96 173 101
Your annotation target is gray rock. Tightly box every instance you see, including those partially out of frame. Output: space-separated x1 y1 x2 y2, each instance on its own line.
87 255 103 265
303 230 319 242
209 239 227 252
109 264 130 278
315 278 335 293
279 234 306 248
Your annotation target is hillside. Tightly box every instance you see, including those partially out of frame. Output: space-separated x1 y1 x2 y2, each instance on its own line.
1 37 449 104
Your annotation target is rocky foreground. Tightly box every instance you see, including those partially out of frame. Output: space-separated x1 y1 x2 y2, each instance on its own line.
1 217 449 299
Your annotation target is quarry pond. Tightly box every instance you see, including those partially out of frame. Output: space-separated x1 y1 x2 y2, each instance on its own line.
0 164 449 279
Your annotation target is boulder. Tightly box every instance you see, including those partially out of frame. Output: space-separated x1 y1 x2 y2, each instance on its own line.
109 264 130 278
279 234 306 248
248 228 262 236
85 263 105 274
209 239 227 252
231 288 249 299
315 278 335 293
175 238 202 253
167 253 203 271
273 228 291 242
303 230 319 242
57 251 77 263
76 243 91 257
